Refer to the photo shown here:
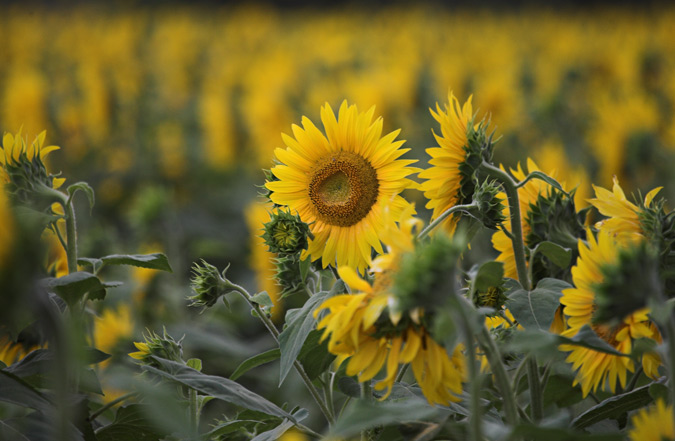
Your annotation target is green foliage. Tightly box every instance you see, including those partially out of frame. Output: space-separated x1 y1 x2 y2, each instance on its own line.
506 278 570 330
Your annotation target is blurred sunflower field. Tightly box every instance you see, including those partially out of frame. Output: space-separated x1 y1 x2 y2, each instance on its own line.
2 2 675 441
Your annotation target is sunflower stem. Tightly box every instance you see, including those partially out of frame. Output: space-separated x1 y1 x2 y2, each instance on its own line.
189 387 199 435
460 314 483 441
417 203 478 240
526 358 543 421
230 284 336 425
63 198 79 275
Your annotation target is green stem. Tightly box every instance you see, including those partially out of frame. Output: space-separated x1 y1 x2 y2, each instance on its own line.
89 392 138 421
665 319 675 424
189 388 198 435
64 199 78 274
526 358 543 421
462 318 483 441
476 325 519 426
480 162 530 291
395 363 409 382
231 284 335 425
417 203 477 240
360 381 372 441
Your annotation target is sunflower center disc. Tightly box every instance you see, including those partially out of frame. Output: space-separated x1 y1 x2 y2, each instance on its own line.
309 151 379 227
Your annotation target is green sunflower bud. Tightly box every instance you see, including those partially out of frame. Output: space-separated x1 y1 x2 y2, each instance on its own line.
473 179 505 230
639 196 675 298
262 209 311 256
525 189 586 284
393 232 464 314
593 241 660 326
129 328 184 367
274 254 306 297
457 117 497 205
474 286 507 317
188 259 237 309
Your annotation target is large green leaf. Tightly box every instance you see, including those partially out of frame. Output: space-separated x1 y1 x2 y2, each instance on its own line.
278 280 345 385
297 329 336 381
518 171 568 195
506 326 627 357
506 278 569 330
142 357 295 421
250 419 295 441
533 241 573 268
44 271 105 304
100 253 173 273
571 380 662 429
230 348 281 381
0 370 51 411
96 405 168 441
328 398 441 438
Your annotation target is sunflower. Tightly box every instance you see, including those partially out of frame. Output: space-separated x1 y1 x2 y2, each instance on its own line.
560 231 660 396
418 92 475 233
628 400 675 441
1 130 64 188
314 205 465 405
589 176 662 243
266 101 418 273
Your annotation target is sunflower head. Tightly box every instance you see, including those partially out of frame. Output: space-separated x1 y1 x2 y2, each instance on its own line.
392 232 464 315
129 328 183 368
262 209 311 256
525 189 587 283
1 130 65 209
266 101 418 272
188 260 236 309
593 240 660 326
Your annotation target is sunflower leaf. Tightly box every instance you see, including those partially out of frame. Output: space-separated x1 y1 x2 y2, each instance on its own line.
532 241 572 269
518 171 568 195
99 253 172 272
67 181 95 214
278 280 345 386
506 278 568 330
571 380 663 429
230 349 281 381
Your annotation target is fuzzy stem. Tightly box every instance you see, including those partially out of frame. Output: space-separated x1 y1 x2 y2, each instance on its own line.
231 284 335 425
461 317 483 440
189 388 199 435
526 358 543 421
417 203 477 240
64 199 78 275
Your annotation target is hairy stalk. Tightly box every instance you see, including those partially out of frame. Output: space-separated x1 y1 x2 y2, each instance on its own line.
461 318 483 440
417 203 478 240
189 388 199 435
481 161 544 421
230 284 335 425
64 199 78 275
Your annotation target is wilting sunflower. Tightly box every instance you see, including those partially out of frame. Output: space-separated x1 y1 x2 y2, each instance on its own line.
560 231 661 396
628 400 674 441
418 92 475 233
314 205 465 405
589 176 662 243
266 101 418 273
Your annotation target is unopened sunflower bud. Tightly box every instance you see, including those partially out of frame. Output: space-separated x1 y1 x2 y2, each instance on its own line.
457 118 497 205
262 209 311 256
474 286 507 317
593 241 659 325
129 328 184 367
188 260 237 308
393 233 464 313
473 179 505 229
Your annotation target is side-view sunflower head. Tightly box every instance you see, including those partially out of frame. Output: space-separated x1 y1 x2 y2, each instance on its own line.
560 230 661 397
1 130 65 207
419 92 496 234
266 101 419 273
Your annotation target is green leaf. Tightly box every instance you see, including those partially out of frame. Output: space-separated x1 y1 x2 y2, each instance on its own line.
533 241 573 268
472 261 504 294
142 357 295 422
337 376 361 398
0 420 31 441
329 398 440 438
649 382 669 403
6 349 110 378
297 329 336 381
0 370 51 411
96 404 168 441
278 279 345 386
519 171 568 195
250 419 295 441
201 420 265 440
77 257 102 272
251 291 274 308
100 253 173 273
187 358 202 372
230 349 281 381
506 326 628 358
506 278 569 330
44 271 106 304
507 424 624 441
571 380 663 429
299 257 311 284
67 182 95 214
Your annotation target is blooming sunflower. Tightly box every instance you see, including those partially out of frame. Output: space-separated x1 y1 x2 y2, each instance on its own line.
266 101 418 273
314 205 465 405
418 92 475 234
589 176 662 243
628 400 674 441
560 231 661 396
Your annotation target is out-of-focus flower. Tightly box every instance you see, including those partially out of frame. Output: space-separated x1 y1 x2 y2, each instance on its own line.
628 399 674 441
266 101 418 273
560 231 661 396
